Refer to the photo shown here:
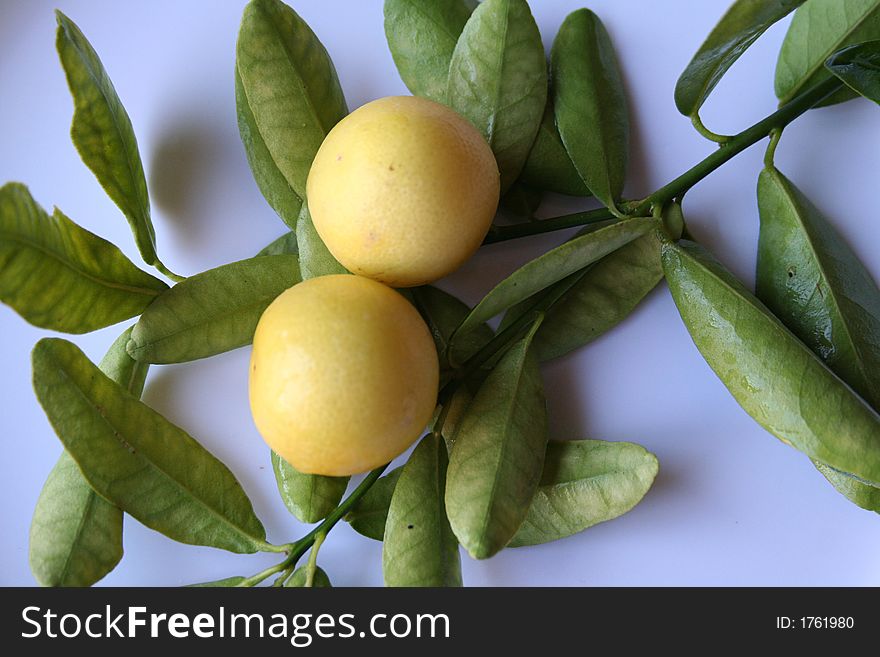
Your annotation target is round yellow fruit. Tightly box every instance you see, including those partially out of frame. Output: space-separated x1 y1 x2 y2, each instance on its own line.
249 274 439 476
306 95 500 287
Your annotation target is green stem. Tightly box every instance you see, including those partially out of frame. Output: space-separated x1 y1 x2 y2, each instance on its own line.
690 112 732 144
443 269 587 394
155 261 186 283
485 75 843 244
764 128 782 168
304 532 326 587
483 206 614 244
238 464 388 587
272 567 294 587
257 540 292 554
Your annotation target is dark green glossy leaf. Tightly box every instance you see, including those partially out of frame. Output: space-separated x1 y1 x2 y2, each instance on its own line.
775 0 880 106
0 183 167 334
257 231 298 257
411 285 494 371
508 230 664 362
33 338 269 553
384 435 461 586
187 576 246 587
383 0 474 101
271 451 349 524
449 217 655 363
826 39 880 103
552 9 628 214
127 255 300 364
235 69 302 230
675 0 804 116
510 439 658 547
55 12 167 272
236 0 347 204
344 467 403 541
285 566 332 587
446 320 547 559
663 239 880 484
296 204 348 279
756 167 880 510
500 183 542 220
519 103 592 196
446 0 547 191
31 327 146 587
757 169 880 408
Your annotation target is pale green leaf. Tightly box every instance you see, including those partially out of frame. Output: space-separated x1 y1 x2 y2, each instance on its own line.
0 183 167 334
127 255 300 364
445 320 547 558
446 0 547 191
384 435 461 586
510 440 658 547
33 338 269 553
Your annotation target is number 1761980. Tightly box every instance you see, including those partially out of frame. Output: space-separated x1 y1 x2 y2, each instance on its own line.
776 617 854 629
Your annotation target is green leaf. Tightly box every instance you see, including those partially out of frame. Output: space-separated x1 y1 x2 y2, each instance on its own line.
446 0 547 191
756 169 880 412
344 467 403 541
519 104 592 196
271 451 349 524
285 566 332 587
257 231 298 257
127 255 300 364
0 183 167 333
675 0 804 116
384 435 461 586
30 327 148 587
815 462 880 511
449 217 655 363
551 9 629 214
55 12 169 274
662 239 880 485
30 452 122 587
235 69 303 230
505 230 664 362
98 327 151 398
383 0 474 101
826 39 880 104
756 167 880 510
236 0 348 204
187 576 246 587
440 386 475 453
32 338 269 553
500 183 543 220
445 319 547 559
509 439 658 547
411 286 494 371
775 0 880 106
295 204 348 279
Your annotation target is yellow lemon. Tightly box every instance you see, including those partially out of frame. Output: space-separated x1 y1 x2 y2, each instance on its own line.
249 274 439 476
306 95 500 287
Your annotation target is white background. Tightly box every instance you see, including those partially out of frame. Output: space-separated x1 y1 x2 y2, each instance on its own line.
2 0 879 587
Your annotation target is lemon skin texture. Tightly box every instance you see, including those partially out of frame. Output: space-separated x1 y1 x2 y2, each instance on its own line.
306 95 500 287
249 274 439 476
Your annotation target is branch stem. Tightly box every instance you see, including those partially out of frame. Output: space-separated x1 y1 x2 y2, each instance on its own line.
485 76 843 244
238 464 387 587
